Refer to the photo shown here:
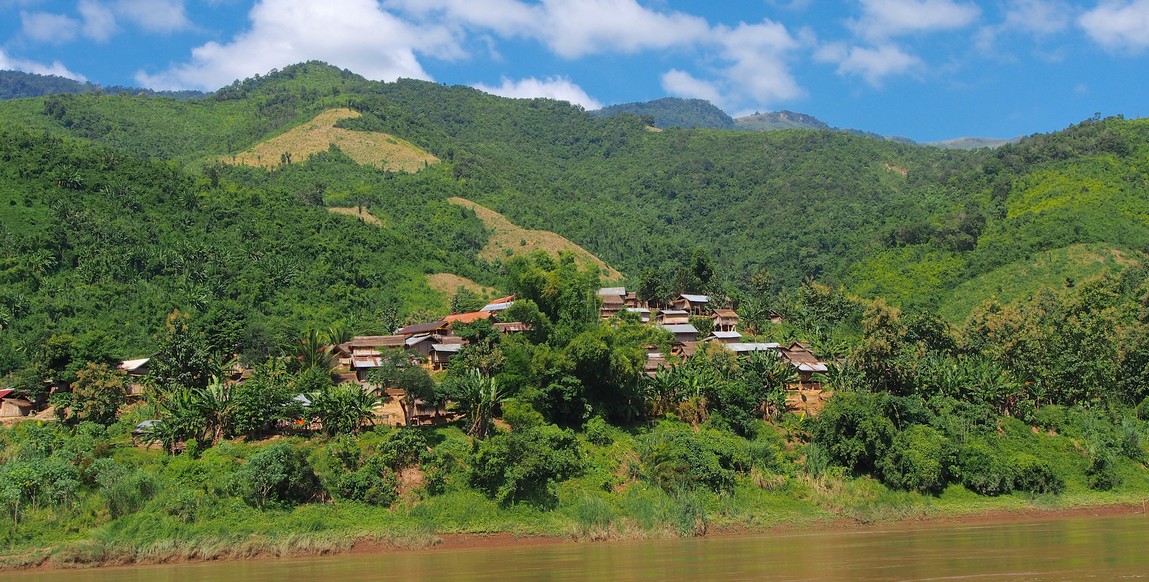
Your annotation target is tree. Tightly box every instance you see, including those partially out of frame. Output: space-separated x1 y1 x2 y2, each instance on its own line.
310 383 380 435
66 362 128 426
235 442 324 508
448 369 507 439
149 310 219 392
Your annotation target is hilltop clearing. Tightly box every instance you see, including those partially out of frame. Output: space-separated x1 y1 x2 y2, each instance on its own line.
223 108 438 172
448 197 622 280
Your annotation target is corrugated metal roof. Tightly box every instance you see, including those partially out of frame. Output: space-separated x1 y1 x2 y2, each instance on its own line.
680 294 709 302
626 307 651 314
597 287 627 296
0 389 13 400
119 358 150 372
727 342 781 353
405 334 434 346
710 331 743 339
431 344 462 353
480 301 513 312
659 309 689 316
351 356 383 368
660 324 698 334
798 363 829 372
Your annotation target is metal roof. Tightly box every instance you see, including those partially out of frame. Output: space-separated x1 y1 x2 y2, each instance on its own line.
396 319 448 335
660 324 699 334
597 287 627 296
710 331 743 339
679 294 710 302
727 342 781 353
119 358 150 372
480 301 514 312
431 344 462 353
659 309 689 316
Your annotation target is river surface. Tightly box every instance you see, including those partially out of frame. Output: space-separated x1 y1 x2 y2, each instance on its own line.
11 514 1149 581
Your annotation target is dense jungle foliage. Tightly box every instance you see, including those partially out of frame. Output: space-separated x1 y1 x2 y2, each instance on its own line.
2 62 1149 565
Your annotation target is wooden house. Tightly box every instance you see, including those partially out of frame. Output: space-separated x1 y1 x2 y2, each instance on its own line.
0 390 34 418
660 323 699 344
711 308 740 332
597 287 627 319
673 294 710 315
779 342 829 386
430 343 462 370
118 357 151 399
656 309 691 325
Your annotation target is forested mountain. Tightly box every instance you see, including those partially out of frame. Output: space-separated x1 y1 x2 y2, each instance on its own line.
0 70 206 101
734 110 829 131
590 97 735 129
0 61 1147 368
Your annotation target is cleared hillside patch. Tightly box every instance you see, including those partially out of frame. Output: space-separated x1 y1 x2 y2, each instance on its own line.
327 206 382 225
223 108 438 172
427 273 497 298
448 197 622 280
939 243 1138 321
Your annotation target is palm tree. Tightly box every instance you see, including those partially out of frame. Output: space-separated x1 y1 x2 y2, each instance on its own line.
453 369 506 439
310 384 380 435
295 329 336 373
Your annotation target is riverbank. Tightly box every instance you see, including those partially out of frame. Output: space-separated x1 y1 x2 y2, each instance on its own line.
6 495 1148 572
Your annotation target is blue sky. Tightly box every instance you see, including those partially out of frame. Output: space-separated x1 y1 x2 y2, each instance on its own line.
1 0 1147 142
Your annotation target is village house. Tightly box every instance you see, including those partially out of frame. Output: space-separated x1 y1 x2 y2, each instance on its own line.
118 357 152 399
660 323 699 345
673 294 710 315
0 389 34 418
656 309 691 325
711 308 740 332
597 287 627 319
779 342 830 387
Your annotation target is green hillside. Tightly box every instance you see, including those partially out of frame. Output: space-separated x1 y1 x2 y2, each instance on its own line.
0 62 1147 352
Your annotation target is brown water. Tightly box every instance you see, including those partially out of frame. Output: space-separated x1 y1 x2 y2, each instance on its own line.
10 514 1149 581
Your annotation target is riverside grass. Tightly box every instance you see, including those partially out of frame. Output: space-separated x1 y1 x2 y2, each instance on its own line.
5 418 1149 571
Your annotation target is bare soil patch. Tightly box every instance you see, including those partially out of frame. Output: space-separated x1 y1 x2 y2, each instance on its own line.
223 108 438 173
448 197 621 279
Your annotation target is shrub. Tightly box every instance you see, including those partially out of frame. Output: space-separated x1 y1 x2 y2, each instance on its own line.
377 427 429 470
878 425 955 494
235 442 324 508
813 391 896 475
470 423 583 507
1086 451 1122 491
1010 453 1065 494
638 422 748 494
957 439 1014 496
337 459 398 506
584 416 613 446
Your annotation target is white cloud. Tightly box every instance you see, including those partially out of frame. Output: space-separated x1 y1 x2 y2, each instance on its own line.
115 0 189 33
1079 0 1149 52
849 0 981 40
388 0 710 58
1005 0 1072 34
539 0 711 58
0 48 86 80
817 42 922 86
137 0 455 90
79 0 118 41
20 11 80 44
976 0 1072 53
661 69 723 104
473 75 602 109
712 20 805 104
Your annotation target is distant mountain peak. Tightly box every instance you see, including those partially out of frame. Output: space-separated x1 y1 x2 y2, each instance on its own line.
590 98 734 129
